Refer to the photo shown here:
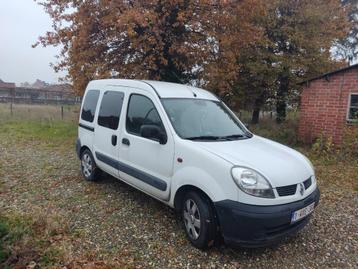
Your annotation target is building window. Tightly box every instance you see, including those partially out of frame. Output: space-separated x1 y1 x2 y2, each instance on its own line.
97 91 124 130
347 93 358 122
81 90 100 122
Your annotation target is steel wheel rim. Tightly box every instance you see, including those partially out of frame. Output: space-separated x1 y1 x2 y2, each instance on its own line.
81 153 92 178
183 199 201 240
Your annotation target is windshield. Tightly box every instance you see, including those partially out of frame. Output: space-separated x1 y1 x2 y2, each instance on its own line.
161 98 251 141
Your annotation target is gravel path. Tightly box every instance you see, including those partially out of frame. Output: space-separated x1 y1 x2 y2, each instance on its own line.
0 137 357 268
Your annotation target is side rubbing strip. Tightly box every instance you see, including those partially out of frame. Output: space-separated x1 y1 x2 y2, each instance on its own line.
95 152 118 170
79 123 94 132
95 152 167 191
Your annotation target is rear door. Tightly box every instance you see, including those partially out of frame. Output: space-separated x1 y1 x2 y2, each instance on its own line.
93 90 124 176
118 89 174 201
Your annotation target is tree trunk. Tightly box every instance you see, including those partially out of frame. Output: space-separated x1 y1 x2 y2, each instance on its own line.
276 74 289 123
251 96 263 124
251 107 260 124
276 98 286 123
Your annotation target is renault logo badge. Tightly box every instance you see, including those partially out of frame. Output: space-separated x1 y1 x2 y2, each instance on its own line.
299 183 305 196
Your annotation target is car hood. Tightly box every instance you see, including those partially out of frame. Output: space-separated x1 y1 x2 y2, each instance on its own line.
195 135 313 187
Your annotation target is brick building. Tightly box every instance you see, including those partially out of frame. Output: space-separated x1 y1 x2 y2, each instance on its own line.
298 64 358 145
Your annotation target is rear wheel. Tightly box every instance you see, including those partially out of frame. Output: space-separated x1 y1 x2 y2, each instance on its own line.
182 191 217 249
80 149 101 181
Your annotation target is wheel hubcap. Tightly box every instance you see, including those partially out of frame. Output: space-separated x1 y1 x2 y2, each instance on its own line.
81 153 92 178
183 199 201 240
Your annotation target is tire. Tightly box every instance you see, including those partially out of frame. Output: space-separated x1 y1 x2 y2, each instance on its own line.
80 149 101 181
182 191 217 249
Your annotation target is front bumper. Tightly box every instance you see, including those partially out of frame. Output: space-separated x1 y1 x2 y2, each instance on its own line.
214 187 320 248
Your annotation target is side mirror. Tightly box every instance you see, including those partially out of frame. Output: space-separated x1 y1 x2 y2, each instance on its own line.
140 124 167 144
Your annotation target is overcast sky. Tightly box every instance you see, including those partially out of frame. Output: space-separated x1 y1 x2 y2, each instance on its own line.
1 1 355 86
0 0 66 85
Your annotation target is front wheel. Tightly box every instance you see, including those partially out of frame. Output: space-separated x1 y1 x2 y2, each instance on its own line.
182 191 217 249
80 149 101 181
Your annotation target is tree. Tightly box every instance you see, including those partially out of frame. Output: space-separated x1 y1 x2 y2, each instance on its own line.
235 41 278 124
336 0 358 62
34 0 261 95
200 0 264 97
34 1 208 94
234 0 350 123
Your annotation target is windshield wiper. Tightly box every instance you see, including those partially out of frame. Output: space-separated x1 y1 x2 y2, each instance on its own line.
222 134 246 139
185 134 246 141
184 135 225 141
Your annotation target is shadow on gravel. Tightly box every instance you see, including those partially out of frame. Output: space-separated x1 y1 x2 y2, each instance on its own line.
94 172 170 208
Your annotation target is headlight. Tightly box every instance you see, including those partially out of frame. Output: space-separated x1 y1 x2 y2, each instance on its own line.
302 155 316 185
311 175 316 184
231 167 275 198
303 155 315 175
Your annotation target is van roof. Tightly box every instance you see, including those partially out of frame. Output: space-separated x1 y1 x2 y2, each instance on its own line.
87 79 218 101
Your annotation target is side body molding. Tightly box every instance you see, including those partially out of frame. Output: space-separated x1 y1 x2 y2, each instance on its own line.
95 152 167 191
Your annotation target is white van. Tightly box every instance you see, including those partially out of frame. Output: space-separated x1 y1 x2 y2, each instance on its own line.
76 79 320 249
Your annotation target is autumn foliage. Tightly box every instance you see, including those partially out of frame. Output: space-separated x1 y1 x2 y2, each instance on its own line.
34 0 351 122
34 1 259 94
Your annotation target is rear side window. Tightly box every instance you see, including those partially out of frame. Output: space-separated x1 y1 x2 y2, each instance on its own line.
98 91 124 130
126 94 164 135
81 90 100 122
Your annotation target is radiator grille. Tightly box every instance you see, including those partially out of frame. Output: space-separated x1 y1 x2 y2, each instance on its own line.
276 184 297 196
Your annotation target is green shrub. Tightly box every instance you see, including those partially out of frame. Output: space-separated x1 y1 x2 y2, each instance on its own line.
340 126 358 160
310 127 358 164
311 134 336 163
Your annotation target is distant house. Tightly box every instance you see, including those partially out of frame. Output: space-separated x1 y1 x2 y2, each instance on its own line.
0 79 16 99
0 79 80 104
298 64 358 145
31 79 49 89
15 83 79 103
0 79 15 89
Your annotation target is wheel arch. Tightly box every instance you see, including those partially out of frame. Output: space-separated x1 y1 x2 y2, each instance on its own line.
170 166 230 208
80 145 91 158
173 184 222 235
174 185 214 212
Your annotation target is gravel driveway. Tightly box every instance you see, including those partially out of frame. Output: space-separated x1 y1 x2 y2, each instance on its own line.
0 135 357 268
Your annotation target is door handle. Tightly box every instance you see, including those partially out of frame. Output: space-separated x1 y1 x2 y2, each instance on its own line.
111 135 117 146
122 138 130 146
